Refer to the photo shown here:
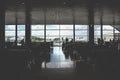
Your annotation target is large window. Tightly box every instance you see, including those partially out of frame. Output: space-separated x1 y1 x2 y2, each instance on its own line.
114 27 120 40
75 25 89 42
5 25 15 42
46 25 73 42
17 25 25 44
31 25 44 42
31 24 89 43
60 25 73 42
46 25 59 42
94 25 120 43
103 25 114 41
94 25 101 43
5 25 25 46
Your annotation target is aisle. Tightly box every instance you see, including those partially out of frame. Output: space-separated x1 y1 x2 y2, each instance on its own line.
42 46 74 68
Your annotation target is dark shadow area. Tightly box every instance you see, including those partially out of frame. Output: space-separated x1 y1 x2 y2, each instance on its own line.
1 40 120 80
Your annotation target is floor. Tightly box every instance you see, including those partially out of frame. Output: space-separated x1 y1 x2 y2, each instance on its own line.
42 46 74 68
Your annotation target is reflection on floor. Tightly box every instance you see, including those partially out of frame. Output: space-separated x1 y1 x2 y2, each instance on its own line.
42 46 74 68
24 46 74 80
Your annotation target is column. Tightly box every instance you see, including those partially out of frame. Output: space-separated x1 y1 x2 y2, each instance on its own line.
88 1 94 45
25 0 31 46
113 15 115 39
44 9 46 42
72 8 75 42
0 0 5 48
100 10 103 40
15 6 18 46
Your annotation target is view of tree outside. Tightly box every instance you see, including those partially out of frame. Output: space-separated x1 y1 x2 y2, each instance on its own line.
5 25 15 42
5 24 120 45
31 25 44 42
5 25 25 45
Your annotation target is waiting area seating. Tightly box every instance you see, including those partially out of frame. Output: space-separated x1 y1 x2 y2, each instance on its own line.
62 41 120 80
1 41 120 80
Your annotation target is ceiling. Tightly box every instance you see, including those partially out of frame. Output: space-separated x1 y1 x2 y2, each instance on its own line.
3 0 120 31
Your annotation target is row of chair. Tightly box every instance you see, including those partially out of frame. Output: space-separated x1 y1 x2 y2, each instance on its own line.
62 42 120 79
1 42 52 80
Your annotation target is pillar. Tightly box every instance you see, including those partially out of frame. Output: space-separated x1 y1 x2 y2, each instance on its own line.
88 0 94 45
25 0 31 46
0 0 5 48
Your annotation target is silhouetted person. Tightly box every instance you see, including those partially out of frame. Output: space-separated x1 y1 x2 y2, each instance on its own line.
97 38 104 46
112 39 115 44
62 41 65 50
118 39 120 52
70 39 74 43
20 39 24 46
97 38 101 45
101 38 104 45
63 38 69 59
65 38 69 43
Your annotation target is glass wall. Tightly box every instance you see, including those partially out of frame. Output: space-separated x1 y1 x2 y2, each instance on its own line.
31 24 89 44
5 25 25 46
60 25 73 42
31 25 44 42
17 25 25 44
5 24 120 46
75 25 89 42
46 25 59 42
94 25 120 44
115 27 120 40
46 25 73 43
103 25 114 41
5 25 15 42
94 25 101 43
